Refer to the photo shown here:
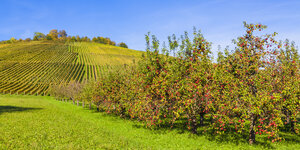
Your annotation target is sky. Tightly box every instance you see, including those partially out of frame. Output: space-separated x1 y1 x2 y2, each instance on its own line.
1 0 300 57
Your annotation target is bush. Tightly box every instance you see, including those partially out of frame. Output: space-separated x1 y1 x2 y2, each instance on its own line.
118 42 128 48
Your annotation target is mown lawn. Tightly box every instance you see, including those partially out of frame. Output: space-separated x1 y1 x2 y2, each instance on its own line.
0 95 299 149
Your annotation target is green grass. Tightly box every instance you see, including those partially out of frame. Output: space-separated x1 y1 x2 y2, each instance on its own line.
0 95 299 149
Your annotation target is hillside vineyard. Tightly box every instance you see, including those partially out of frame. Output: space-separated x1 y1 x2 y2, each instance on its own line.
0 41 141 95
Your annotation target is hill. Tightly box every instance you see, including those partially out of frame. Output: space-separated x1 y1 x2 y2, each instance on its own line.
0 41 143 95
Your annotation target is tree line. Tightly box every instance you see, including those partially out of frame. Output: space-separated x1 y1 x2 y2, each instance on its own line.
0 29 128 48
49 22 299 145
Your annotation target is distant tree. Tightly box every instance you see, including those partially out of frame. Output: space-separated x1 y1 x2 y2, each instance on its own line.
100 37 106 43
91 36 117 45
48 29 59 40
46 34 53 40
66 36 72 42
92 37 97 43
25 38 31 42
33 32 46 41
87 37 91 42
81 36 86 42
97 37 102 43
81 36 90 42
96 37 105 44
58 30 67 38
10 37 17 43
110 41 116 46
118 42 128 48
81 37 86 42
104 37 110 44
76 35 81 42
71 36 76 42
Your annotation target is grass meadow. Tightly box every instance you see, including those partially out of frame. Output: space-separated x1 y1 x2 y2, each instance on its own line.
0 94 299 149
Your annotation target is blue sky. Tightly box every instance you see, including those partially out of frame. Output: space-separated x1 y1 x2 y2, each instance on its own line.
1 0 299 56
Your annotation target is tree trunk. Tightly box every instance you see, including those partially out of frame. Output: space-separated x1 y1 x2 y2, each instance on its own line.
82 101 85 108
96 105 99 112
77 100 79 106
73 100 75 105
120 106 126 118
200 113 205 126
286 112 290 124
284 109 296 133
191 115 198 134
89 102 92 110
291 120 296 133
286 112 296 133
210 113 214 124
249 115 257 144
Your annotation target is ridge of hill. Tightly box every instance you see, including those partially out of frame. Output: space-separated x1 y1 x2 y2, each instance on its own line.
0 41 143 95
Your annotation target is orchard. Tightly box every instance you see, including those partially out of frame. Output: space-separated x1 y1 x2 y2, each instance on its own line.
50 22 299 145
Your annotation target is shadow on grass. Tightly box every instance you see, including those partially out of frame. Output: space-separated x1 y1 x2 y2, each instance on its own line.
72 103 299 148
132 118 279 149
202 128 275 149
0 105 42 115
132 118 191 134
278 132 300 143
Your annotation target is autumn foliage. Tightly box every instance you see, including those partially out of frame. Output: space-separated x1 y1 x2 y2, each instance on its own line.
51 22 299 144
